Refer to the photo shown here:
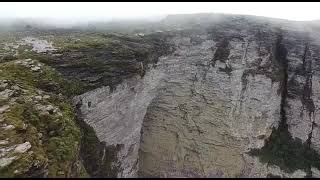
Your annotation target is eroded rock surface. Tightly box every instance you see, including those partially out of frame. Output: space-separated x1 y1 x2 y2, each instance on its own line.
73 14 320 178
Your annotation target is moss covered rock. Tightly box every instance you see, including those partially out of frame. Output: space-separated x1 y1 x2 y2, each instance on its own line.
0 59 88 177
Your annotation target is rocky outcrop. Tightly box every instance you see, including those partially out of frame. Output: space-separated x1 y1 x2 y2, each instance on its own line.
73 68 166 177
41 32 174 91
0 58 87 178
139 21 285 177
72 14 320 178
139 17 320 178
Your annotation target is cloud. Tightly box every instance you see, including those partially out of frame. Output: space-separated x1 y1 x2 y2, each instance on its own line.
0 2 319 22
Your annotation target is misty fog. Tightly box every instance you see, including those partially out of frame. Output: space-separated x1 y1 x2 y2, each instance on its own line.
0 2 320 29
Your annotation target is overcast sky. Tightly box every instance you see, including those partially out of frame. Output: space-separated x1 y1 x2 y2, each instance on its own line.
0 2 319 22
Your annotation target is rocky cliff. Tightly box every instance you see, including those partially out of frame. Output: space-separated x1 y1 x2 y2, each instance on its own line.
73 15 320 178
2 13 320 178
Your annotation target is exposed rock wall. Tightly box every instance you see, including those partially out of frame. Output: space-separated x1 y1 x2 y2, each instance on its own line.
73 64 166 177
139 24 283 177
74 15 320 178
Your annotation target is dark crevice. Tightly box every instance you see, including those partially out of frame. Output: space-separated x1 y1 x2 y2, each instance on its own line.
302 43 309 72
301 43 316 178
211 38 232 76
218 64 233 76
266 173 282 178
212 37 230 65
301 43 315 116
306 118 316 149
277 31 289 133
302 43 315 156
240 71 249 102
240 31 288 98
74 100 123 177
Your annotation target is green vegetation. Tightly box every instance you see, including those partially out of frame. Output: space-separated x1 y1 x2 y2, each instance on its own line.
49 34 112 51
40 33 155 91
37 66 88 97
0 60 88 177
248 126 320 175
4 52 89 97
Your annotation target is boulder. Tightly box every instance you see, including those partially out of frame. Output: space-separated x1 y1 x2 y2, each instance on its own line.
31 66 41 72
14 142 31 153
0 140 9 145
0 105 9 114
2 124 15 130
0 156 16 168
0 89 14 101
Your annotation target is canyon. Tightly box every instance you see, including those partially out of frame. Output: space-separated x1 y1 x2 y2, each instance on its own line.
2 14 320 178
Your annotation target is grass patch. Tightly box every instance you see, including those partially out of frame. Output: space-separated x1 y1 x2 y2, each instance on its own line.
0 60 88 177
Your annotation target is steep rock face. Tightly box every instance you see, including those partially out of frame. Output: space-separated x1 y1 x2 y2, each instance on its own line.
139 22 283 177
73 15 320 178
73 69 166 177
285 32 320 147
71 33 174 178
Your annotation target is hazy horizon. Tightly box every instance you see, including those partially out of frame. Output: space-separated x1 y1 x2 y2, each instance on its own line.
1 2 320 27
